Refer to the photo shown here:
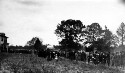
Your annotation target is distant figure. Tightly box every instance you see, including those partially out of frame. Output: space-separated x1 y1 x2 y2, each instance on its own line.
81 52 86 62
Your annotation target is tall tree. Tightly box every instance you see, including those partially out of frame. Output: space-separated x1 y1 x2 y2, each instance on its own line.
97 26 114 52
55 19 86 51
84 24 115 53
84 23 103 51
95 26 118 52
116 22 125 46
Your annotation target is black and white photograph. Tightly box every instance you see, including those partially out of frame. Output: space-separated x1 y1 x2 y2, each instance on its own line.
0 0 125 73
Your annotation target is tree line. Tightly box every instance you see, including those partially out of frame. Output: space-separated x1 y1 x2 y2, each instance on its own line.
8 19 125 54
55 19 124 53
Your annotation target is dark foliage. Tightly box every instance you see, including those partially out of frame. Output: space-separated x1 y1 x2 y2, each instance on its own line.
34 38 45 51
25 37 47 51
85 23 103 42
84 24 115 53
84 23 103 52
59 38 82 51
55 19 86 51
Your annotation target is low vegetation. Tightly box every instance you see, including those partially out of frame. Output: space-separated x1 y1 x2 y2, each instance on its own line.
0 53 122 73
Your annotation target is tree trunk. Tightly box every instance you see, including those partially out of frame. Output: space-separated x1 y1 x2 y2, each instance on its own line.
122 23 124 46
122 27 123 46
122 35 123 46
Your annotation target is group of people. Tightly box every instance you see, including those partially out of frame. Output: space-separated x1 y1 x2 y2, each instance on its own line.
88 51 110 65
37 49 60 61
37 49 110 66
7 48 111 66
38 49 125 67
60 50 110 66
60 50 86 62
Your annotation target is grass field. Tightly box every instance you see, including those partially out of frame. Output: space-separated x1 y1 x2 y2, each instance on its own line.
0 53 122 73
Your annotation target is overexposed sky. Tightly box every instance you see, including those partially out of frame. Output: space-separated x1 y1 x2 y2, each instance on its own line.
0 0 125 46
